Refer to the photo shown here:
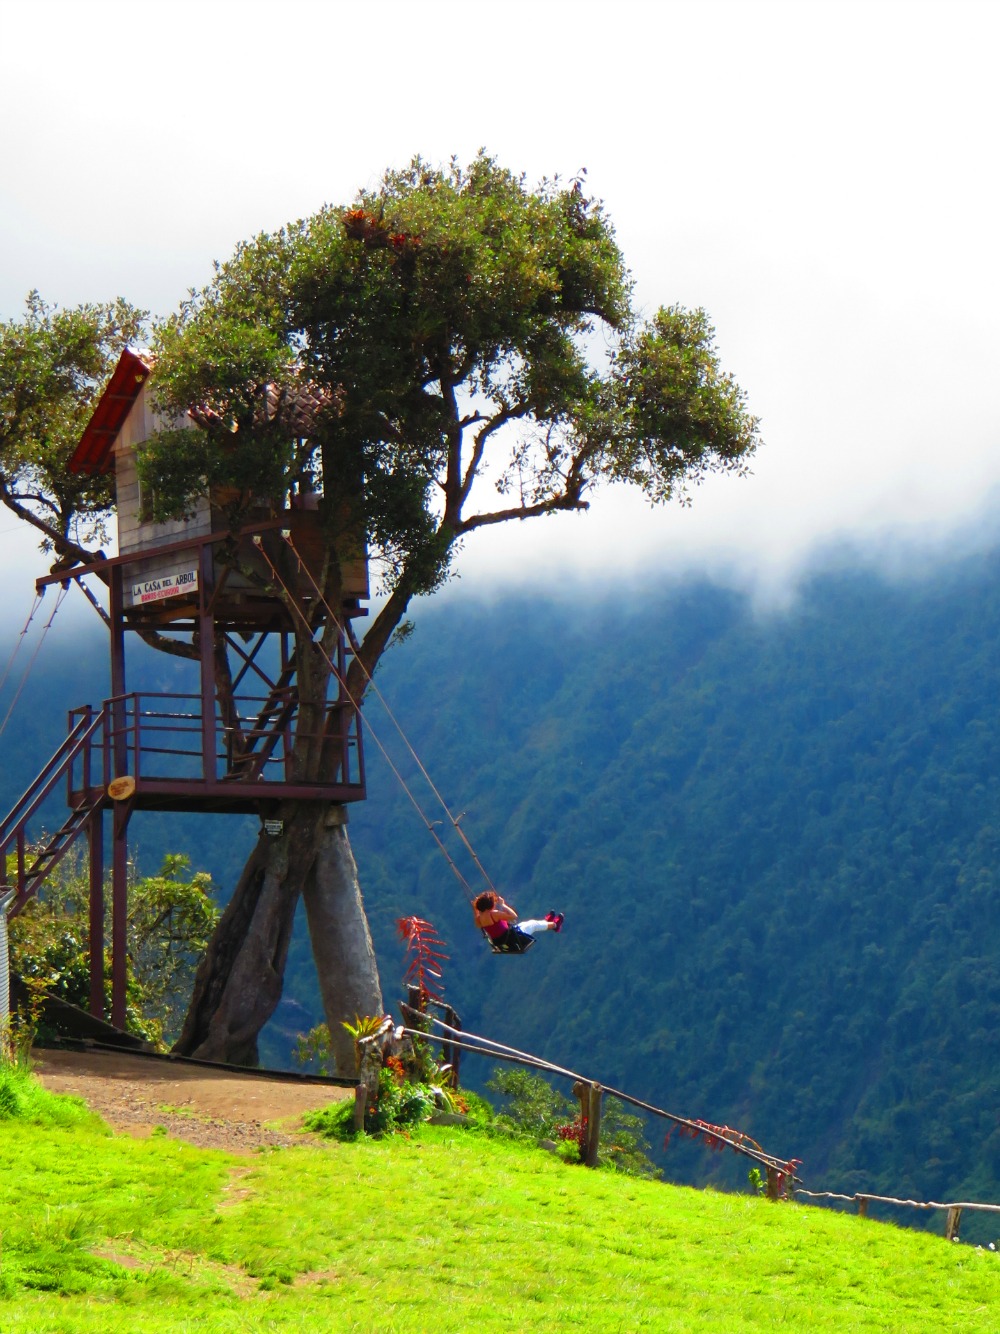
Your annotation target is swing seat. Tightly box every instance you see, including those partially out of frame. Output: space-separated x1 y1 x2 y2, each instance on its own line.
482 928 535 955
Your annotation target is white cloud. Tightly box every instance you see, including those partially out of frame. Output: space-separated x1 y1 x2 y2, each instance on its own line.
2 0 1000 615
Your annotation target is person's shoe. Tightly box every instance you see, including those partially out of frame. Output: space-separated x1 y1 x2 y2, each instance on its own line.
545 911 556 922
551 913 564 933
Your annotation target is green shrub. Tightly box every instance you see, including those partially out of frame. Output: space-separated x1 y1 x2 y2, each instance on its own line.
304 1070 453 1142
303 1097 358 1141
485 1067 658 1176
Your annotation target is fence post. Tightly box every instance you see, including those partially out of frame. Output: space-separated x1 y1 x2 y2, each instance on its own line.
443 1004 461 1088
945 1207 962 1241
857 1196 869 1219
353 1083 367 1131
0 887 14 1059
766 1167 780 1201
572 1081 589 1162
584 1083 603 1168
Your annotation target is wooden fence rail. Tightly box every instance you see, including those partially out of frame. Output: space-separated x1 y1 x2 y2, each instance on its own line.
794 1190 1000 1240
404 1016 799 1179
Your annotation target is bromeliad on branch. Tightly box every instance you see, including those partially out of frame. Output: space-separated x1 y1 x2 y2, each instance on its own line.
396 915 448 1003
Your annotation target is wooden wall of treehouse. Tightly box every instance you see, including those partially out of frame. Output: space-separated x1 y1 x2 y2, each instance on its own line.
111 380 369 618
114 379 208 613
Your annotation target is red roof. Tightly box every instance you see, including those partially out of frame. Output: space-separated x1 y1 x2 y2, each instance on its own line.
69 349 152 475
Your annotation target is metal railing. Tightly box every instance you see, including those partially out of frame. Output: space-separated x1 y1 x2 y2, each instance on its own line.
67 691 364 794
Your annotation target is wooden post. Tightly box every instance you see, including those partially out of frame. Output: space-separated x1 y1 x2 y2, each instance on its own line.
945 1207 962 1241
572 1081 589 1163
110 799 129 1030
353 1083 367 1131
198 543 217 783
443 1003 461 1087
857 1196 869 1219
87 808 104 1019
766 1166 780 1201
407 985 425 1023
584 1083 603 1168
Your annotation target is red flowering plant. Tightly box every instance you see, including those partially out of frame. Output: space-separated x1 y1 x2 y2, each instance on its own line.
663 1117 801 1193
555 1116 588 1148
396 916 448 1005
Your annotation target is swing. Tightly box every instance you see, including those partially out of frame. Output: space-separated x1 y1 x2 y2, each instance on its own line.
481 928 535 956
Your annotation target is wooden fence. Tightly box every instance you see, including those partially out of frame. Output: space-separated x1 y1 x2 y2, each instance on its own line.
794 1189 1000 1241
402 1013 799 1189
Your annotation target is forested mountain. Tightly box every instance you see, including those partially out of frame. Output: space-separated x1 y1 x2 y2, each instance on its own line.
5 541 1000 1230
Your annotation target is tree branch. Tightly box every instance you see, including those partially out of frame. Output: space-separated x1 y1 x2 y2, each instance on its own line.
455 492 589 534
460 401 530 509
135 629 201 661
346 578 419 703
0 479 99 568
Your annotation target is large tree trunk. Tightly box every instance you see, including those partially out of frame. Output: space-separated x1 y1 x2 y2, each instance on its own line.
301 806 384 1075
173 802 383 1070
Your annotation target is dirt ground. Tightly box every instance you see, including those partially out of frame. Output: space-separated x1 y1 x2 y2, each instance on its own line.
31 1047 352 1154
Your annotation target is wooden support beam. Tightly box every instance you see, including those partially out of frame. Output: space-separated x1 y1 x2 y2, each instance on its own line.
110 800 129 1030
766 1166 780 1201
857 1196 869 1219
198 543 216 783
572 1080 589 1163
584 1083 603 1168
353 1083 367 1131
945 1207 963 1241
87 809 104 1019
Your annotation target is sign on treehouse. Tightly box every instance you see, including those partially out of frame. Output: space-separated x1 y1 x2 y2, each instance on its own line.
131 569 199 605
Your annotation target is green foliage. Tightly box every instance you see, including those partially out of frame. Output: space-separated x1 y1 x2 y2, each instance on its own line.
8 851 219 1047
748 1167 767 1196
291 1021 335 1076
145 152 758 618
125 854 220 1040
0 291 145 556
487 1065 575 1140
303 1066 437 1140
485 1067 657 1175
301 1094 357 1140
455 1086 495 1129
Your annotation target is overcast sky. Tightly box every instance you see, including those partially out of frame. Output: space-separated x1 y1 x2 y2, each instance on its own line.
2 0 999 617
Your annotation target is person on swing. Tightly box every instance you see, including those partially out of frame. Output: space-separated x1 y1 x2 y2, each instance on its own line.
473 890 563 953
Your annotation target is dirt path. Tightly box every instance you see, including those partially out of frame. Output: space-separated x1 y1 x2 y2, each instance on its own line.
31 1047 351 1154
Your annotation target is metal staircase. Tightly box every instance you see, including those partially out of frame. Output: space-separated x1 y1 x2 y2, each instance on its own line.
0 709 107 917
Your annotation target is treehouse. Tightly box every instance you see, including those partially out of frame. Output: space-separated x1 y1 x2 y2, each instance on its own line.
68 348 369 631
1 349 371 1028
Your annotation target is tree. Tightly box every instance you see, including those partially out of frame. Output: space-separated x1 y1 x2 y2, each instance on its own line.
145 153 760 1071
2 155 760 1073
8 851 218 1047
0 292 146 562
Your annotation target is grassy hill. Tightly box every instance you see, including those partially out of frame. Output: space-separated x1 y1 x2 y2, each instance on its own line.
3 1068 1000 1333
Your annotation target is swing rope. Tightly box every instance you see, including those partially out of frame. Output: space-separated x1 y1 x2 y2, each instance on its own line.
280 530 499 899
251 536 478 901
0 584 69 740
0 590 44 699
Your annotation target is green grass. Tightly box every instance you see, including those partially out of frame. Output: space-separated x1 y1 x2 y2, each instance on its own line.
0 1062 104 1131
2 1089 999 1331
